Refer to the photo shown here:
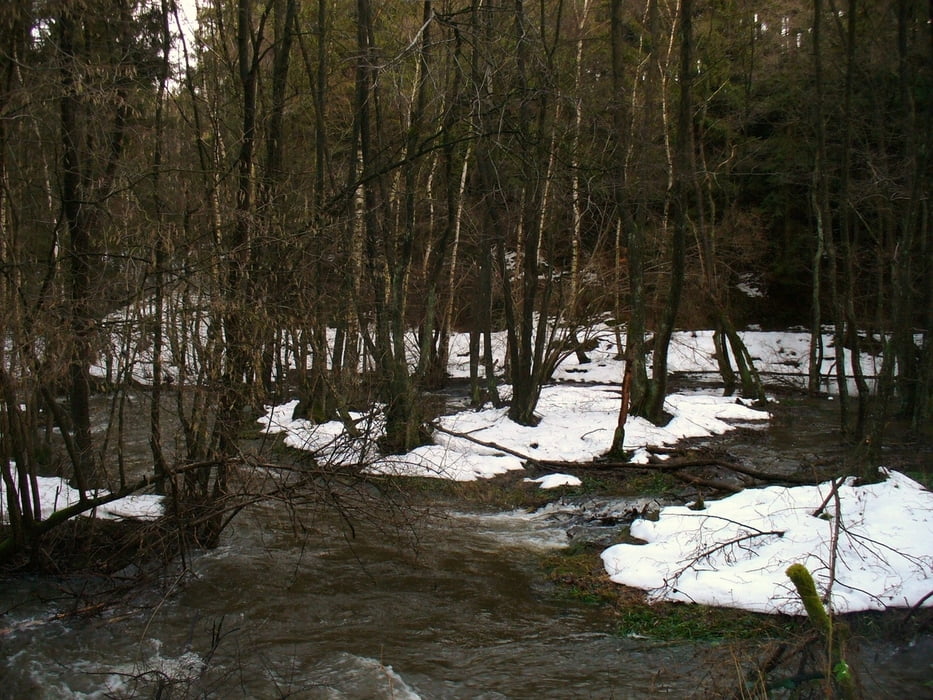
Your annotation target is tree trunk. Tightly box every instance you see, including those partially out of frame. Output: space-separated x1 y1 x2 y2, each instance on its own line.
58 3 130 490
59 7 96 493
813 0 850 432
642 0 692 424
837 0 870 439
608 356 633 459
502 0 559 427
808 185 825 396
356 0 424 453
869 0 932 453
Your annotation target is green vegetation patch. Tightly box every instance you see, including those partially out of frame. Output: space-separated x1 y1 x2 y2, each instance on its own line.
541 541 802 642
615 470 681 499
542 540 632 607
613 599 802 642
904 469 933 490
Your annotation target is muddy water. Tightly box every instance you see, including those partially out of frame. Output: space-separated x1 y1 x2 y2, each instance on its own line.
2 502 731 698
1 392 931 698
695 389 932 480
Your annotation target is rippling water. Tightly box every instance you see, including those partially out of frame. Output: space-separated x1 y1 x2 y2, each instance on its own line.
1 502 722 698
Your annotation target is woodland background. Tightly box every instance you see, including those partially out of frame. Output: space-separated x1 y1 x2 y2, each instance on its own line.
0 0 929 560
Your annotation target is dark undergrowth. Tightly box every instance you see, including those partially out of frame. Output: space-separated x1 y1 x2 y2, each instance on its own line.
0 516 178 577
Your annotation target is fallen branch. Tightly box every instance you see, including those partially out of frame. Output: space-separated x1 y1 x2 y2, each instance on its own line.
430 422 822 488
649 452 817 484
904 589 933 624
432 422 732 471
430 422 563 466
665 527 787 591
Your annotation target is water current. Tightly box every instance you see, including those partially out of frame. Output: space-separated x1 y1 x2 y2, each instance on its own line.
1 390 930 698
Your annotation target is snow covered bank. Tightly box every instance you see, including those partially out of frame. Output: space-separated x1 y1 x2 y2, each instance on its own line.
93 309 888 398
259 385 770 480
0 474 163 523
601 469 933 615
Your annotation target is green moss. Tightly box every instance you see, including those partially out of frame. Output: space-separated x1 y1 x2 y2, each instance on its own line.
619 470 680 498
542 541 628 606
786 563 858 699
613 600 801 641
786 563 831 636
541 544 802 641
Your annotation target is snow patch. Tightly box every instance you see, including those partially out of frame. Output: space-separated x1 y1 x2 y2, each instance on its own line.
601 469 933 615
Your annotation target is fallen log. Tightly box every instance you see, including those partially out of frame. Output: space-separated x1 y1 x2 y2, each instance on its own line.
429 422 819 488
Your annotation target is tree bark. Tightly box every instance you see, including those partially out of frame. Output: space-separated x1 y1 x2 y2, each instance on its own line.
642 0 691 423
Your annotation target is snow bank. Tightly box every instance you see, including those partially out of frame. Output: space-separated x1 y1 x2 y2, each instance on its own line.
601 469 933 615
260 385 770 480
0 473 163 523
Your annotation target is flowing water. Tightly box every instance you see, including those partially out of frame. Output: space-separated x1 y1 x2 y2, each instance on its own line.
1 391 930 698
0 504 731 698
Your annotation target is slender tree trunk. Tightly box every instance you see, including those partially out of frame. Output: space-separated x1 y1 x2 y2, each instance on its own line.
643 0 691 423
149 0 173 492
59 8 94 494
608 356 633 458
809 185 825 395
870 0 931 451
714 324 737 396
356 0 423 452
612 0 655 418
437 146 471 387
256 0 298 398
58 3 129 490
215 0 262 455
837 0 870 438
692 85 764 403
504 0 549 426
568 0 593 365
813 0 850 431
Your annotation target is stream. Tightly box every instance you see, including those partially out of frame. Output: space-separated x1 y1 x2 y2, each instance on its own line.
1 390 931 698
0 504 739 698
